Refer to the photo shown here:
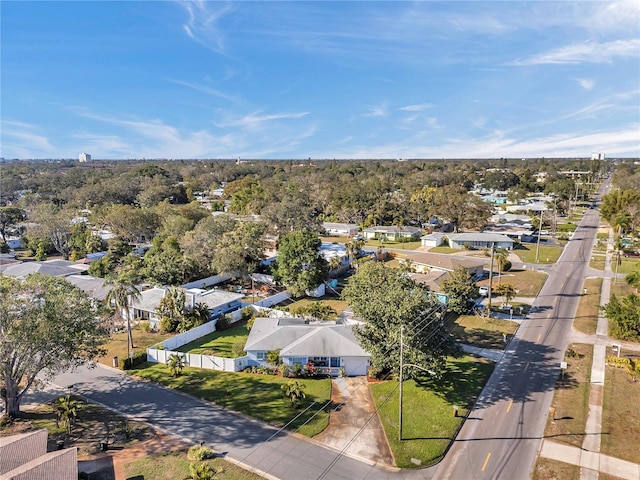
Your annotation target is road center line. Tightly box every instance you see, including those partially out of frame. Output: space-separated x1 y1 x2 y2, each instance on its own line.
506 399 513 412
537 334 541 342
524 361 530 371
481 452 491 472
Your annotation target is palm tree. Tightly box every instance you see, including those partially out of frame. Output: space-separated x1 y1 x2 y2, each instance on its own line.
54 394 79 436
344 241 356 267
328 255 342 273
167 353 186 377
105 273 141 359
495 248 509 284
494 283 516 307
281 380 306 407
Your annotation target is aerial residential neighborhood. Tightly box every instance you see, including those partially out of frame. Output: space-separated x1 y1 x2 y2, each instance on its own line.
1 2 639 480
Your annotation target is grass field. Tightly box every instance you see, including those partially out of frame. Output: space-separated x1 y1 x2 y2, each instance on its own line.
99 325 175 367
544 343 593 448
590 253 606 270
446 314 519 349
513 244 563 264
478 268 548 297
573 278 603 336
427 245 459 254
601 359 640 463
176 321 249 357
532 458 580 480
370 355 494 468
124 451 262 480
130 364 331 437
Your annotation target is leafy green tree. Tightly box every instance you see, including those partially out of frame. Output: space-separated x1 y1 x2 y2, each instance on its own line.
429 185 493 232
210 221 265 278
143 236 194 286
441 265 480 314
0 274 108 418
342 261 451 379
603 294 640 341
281 380 306 407
272 229 328 296
167 354 186 378
293 302 338 321
54 394 79 436
494 283 516 306
625 269 640 293
0 206 25 243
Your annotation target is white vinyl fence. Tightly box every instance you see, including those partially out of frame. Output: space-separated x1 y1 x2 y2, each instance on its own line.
146 308 248 372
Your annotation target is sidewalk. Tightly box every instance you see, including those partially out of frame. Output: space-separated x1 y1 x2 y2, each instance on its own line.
539 440 640 480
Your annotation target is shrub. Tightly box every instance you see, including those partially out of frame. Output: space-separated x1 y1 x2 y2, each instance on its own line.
139 321 151 333
242 306 255 321
292 364 303 377
187 444 214 461
119 351 147 370
216 314 230 331
278 364 290 377
160 315 178 334
502 260 513 272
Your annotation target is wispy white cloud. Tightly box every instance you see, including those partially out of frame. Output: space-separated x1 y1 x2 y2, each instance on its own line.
510 39 640 65
215 111 310 129
398 103 434 112
576 79 595 91
0 120 55 158
179 1 233 54
364 102 388 118
168 79 242 103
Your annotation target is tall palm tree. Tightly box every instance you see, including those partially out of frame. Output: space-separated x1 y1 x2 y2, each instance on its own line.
328 255 342 272
105 273 141 359
495 247 509 284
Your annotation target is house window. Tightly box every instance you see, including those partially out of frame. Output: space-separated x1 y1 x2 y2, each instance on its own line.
256 352 267 361
330 357 340 368
309 356 328 367
290 357 306 366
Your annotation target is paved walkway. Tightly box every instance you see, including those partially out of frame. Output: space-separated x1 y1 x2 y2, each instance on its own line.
540 440 640 480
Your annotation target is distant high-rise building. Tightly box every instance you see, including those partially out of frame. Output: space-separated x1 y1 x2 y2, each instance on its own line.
591 152 605 160
79 152 92 162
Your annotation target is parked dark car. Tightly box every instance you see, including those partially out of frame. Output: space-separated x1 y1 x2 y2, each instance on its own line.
622 251 640 257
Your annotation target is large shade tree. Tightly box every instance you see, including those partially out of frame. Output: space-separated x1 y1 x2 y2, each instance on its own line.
272 229 328 296
441 265 480 314
342 262 452 379
0 274 108 418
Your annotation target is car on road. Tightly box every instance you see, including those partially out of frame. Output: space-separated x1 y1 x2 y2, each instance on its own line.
623 250 640 257
479 286 489 296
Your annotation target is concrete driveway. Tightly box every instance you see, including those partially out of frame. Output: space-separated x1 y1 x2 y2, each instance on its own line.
313 377 395 467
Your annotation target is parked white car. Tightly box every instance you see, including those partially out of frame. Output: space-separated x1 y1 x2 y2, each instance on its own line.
478 286 489 296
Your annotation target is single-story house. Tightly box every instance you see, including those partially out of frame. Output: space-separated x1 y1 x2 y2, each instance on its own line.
506 203 549 214
322 222 360 236
362 225 422 241
244 317 370 376
399 252 485 279
482 226 535 242
409 271 451 304
319 242 349 265
447 233 515 251
420 233 446 248
129 286 244 328
2 259 89 279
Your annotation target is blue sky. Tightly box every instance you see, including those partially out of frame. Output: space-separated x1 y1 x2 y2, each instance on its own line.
1 1 639 160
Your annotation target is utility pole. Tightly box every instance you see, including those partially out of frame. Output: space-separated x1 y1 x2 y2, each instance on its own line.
487 243 495 315
398 324 404 442
535 209 543 263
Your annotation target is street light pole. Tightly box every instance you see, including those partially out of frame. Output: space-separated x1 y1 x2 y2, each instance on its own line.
398 324 404 442
535 209 543 264
487 243 495 315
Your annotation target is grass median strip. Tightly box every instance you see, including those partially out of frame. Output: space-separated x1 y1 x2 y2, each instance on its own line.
544 343 593 448
573 278 603 336
131 363 331 437
370 355 494 468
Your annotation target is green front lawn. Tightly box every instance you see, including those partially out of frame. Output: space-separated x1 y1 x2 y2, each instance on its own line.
130 364 331 437
370 355 494 468
427 246 459 254
513 244 563 264
478 268 548 297
446 314 519 349
573 278 603 335
176 321 249 357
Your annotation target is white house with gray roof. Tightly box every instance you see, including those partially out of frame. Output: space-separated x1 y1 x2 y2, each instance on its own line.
129 286 244 329
447 233 515 250
244 317 370 376
362 225 422 241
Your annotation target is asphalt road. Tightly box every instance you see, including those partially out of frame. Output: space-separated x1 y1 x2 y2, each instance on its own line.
432 189 607 480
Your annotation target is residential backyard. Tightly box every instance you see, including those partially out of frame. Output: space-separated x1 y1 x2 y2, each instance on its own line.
370 355 494 468
99 324 175 367
176 321 249 357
